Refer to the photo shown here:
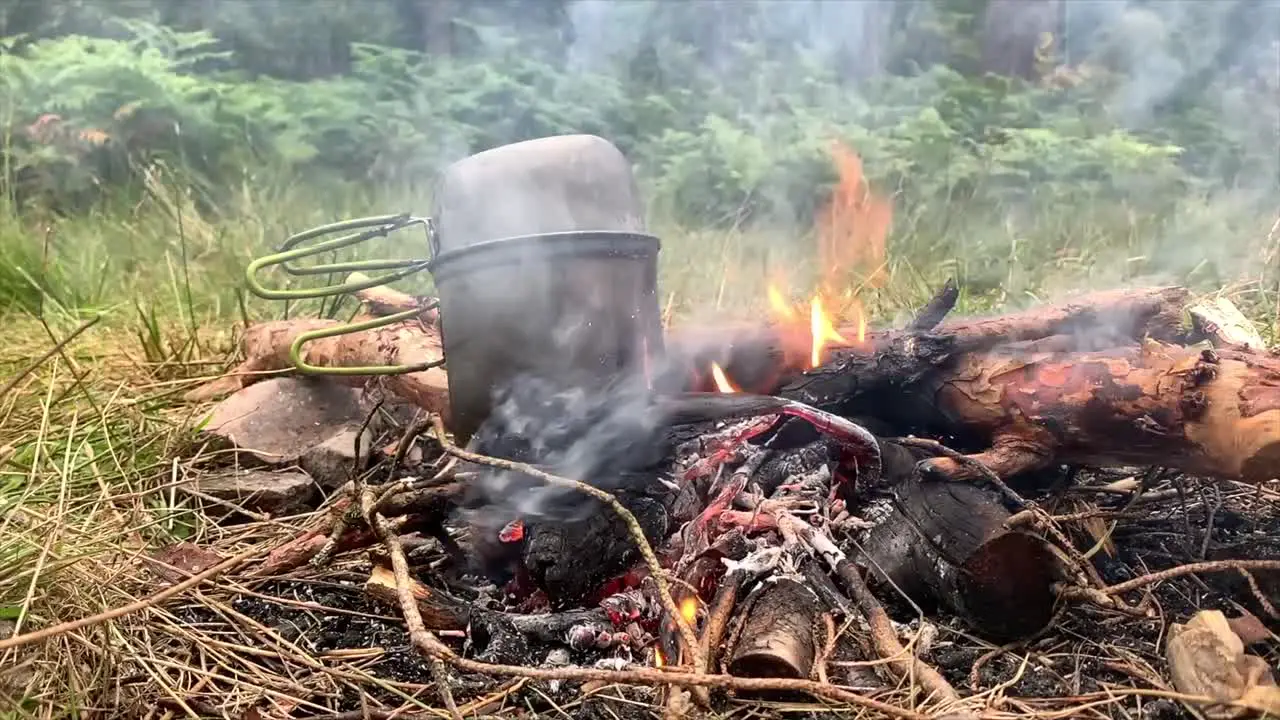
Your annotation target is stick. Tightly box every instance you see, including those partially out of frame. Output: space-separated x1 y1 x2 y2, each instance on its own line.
699 569 745 671
361 491 461 720
775 513 961 705
0 546 258 652
1105 559 1280 596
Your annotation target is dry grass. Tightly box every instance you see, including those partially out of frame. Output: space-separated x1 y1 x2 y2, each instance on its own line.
2 180 1280 718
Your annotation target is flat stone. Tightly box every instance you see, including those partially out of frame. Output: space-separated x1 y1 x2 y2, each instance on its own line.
199 377 367 465
299 427 372 490
186 469 317 517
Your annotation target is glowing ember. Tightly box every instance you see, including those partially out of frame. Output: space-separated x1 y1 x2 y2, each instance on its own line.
709 362 738 393
809 296 847 367
680 596 699 624
498 518 525 543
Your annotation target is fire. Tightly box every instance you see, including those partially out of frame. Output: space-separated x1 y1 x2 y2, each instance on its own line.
767 285 798 321
816 140 892 290
709 362 738 393
679 596 699 625
760 142 887 369
809 296 847 367
654 648 664 668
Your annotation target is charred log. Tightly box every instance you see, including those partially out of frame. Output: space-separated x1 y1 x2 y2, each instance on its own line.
859 478 1061 642
726 575 825 681
668 286 1192 399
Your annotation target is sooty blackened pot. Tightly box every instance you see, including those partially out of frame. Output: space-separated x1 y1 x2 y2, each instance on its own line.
429 135 664 444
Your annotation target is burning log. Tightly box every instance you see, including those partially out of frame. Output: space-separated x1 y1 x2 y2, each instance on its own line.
668 285 1193 398
859 477 1062 642
680 285 1280 487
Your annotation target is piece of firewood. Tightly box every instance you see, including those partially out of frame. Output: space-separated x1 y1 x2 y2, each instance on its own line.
666 286 1192 396
726 575 824 682
912 342 1280 484
859 477 1061 642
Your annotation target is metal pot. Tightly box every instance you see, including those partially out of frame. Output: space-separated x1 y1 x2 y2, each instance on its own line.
428 134 664 444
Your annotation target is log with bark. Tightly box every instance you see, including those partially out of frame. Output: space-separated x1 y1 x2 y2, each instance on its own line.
673 286 1280 486
859 477 1062 641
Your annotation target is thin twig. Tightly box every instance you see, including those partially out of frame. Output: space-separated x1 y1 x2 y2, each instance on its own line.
1104 559 1280 596
361 490 461 720
0 547 258 652
698 569 744 672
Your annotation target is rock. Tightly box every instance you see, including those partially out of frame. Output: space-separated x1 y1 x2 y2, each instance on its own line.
300 427 372 489
198 377 370 465
1166 609 1280 719
186 469 317 517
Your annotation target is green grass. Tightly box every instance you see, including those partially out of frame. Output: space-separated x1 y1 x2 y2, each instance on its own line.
0 176 1278 714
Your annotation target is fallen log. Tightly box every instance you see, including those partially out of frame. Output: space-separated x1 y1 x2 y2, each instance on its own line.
666 285 1193 397
185 315 449 416
909 343 1280 485
185 276 449 416
678 286 1280 486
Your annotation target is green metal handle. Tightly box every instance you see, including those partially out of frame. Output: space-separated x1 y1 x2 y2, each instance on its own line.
245 214 433 301
246 213 446 377
290 303 445 376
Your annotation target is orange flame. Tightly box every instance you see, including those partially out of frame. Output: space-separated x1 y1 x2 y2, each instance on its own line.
809 296 847 367
767 285 798 321
709 362 738 393
816 141 892 292
680 596 699 625
654 648 664 668
758 142 886 369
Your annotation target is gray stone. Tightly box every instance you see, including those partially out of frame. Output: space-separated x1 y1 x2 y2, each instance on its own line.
186 469 317 517
299 427 372 490
199 377 368 465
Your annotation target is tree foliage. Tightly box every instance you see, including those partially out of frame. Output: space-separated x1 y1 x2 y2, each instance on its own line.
1 0 1276 228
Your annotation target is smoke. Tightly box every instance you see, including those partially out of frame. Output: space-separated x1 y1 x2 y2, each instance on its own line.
558 0 1279 292
460 370 669 523
443 0 1280 553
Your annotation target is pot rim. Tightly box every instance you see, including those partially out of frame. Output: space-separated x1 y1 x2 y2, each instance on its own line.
428 230 660 281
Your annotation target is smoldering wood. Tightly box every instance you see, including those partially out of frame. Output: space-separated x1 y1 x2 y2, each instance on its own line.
678 285 1280 487
364 564 612 647
666 285 1192 398
910 344 1280 485
858 478 1061 642
726 575 825 681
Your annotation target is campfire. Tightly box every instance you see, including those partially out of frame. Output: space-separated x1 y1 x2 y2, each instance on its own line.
12 134 1280 719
